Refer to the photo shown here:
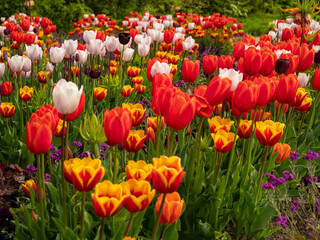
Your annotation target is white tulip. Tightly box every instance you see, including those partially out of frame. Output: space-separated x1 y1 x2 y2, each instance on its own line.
52 79 83 115
46 62 54 73
8 55 24 72
151 61 171 77
83 30 97 44
105 36 118 52
22 57 31 72
26 44 42 61
62 39 78 58
87 39 103 55
153 22 164 31
76 49 88 64
138 43 150 57
21 71 30 78
297 73 310 88
183 36 195 51
219 68 243 92
268 31 277 41
0 63 5 78
188 22 195 30
50 47 66 64
274 49 291 59
122 48 135 62
312 45 320 53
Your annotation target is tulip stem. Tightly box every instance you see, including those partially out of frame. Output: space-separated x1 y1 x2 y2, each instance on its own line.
80 192 86 240
155 116 162 157
129 152 134 161
37 154 46 240
41 154 45 193
60 114 67 225
159 225 166 240
282 107 293 143
254 147 269 203
303 91 319 144
113 146 119 183
152 194 166 240
214 153 223 182
168 128 175 156
99 218 105 240
124 213 134 237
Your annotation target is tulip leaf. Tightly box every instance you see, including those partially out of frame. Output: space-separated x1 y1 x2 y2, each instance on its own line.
162 221 179 240
129 209 147 237
198 221 215 238
52 217 80 240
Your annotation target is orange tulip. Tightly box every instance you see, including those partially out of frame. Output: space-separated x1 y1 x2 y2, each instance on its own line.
22 179 38 198
121 179 155 212
155 192 184 225
211 130 238 153
94 87 108 101
207 116 234 133
273 143 291 163
20 86 33 102
123 130 147 153
297 46 314 72
243 47 262 76
64 157 105 192
276 74 299 104
104 107 132 146
203 55 218 75
126 160 153 181
0 102 15 118
204 76 232 106
122 103 146 127
91 180 125 218
127 66 141 78
174 39 184 53
121 85 134 98
238 120 253 139
38 71 50 84
255 120 284 147
152 156 185 193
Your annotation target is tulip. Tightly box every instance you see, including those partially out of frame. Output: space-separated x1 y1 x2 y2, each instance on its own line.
132 76 143 85
22 179 37 198
127 66 141 78
273 143 291 163
255 120 284 147
83 30 97 44
232 80 259 113
155 192 184 225
64 157 105 192
191 93 213 118
52 79 83 115
8 55 24 72
233 41 245 60
182 59 199 83
54 119 67 138
138 43 150 57
0 102 15 118
152 155 185 193
238 120 253 139
276 74 299 104
174 38 184 52
151 61 171 78
38 71 50 84
218 55 234 69
207 116 234 133
312 67 320 92
59 92 85 122
87 39 103 55
280 53 298 75
24 33 37 45
123 130 147 153
204 76 232 106
121 85 134 98
1 81 13 97
243 47 262 76
297 73 309 88
259 49 276 76
119 32 131 45
219 68 243 92
26 44 42 61
75 50 88 65
147 116 164 132
254 77 272 108
105 36 118 52
164 30 175 44
30 105 59 132
297 46 314 72
122 179 155 212
275 59 290 75
62 39 78 58
183 36 195 51
290 88 308 107
295 96 312 113
91 180 125 218
103 107 132 146
126 160 153 181
0 63 5 78
122 48 134 61
211 130 238 153
94 87 107 101
122 103 146 127
26 120 52 154
22 57 31 72
203 55 218 75
20 86 33 102
50 47 66 64
281 28 294 41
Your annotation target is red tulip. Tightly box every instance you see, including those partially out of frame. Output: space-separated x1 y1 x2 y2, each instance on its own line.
253 77 272 108
1 81 13 97
203 55 218 75
259 49 276 76
243 47 262 76
182 59 200 83
204 76 232 106
58 92 85 122
281 28 294 41
218 55 234 69
232 80 259 113
297 46 314 72
276 74 299 104
313 67 320 91
233 41 245 60
26 120 52 155
164 30 175 44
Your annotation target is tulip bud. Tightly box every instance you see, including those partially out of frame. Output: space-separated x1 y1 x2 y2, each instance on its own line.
275 59 290 74
84 65 91 75
119 32 131 45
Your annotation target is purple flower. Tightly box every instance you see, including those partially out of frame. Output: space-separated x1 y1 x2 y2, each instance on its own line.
271 177 286 187
265 173 277 183
26 165 36 174
44 173 51 182
100 143 108 151
290 151 300 160
291 205 297 211
49 144 56 150
307 232 313 237
283 171 294 180
277 216 287 229
261 183 274 190
302 150 320 160
72 141 83 148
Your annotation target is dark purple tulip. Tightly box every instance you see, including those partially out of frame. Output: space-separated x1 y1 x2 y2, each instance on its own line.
84 65 91 75
118 32 131 45
314 51 320 64
275 59 290 74
89 70 101 79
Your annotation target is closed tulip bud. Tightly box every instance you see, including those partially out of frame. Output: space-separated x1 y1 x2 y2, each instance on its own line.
238 120 253 139
152 156 185 193
62 39 78 58
121 85 134 98
20 86 33 102
24 33 37 45
205 76 232 106
105 36 118 52
295 96 312 113
232 80 259 113
259 49 276 76
8 55 24 72
297 46 314 72
182 59 199 83
138 43 150 57
64 157 105 192
255 120 284 147
243 47 262 76
122 103 146 127
119 32 131 45
93 87 107 101
164 30 175 44
26 120 52 154
123 130 147 153
87 39 103 55
26 44 42 61
211 130 238 153
0 63 5 78
50 47 66 64
312 67 320 92
276 74 299 104
37 71 50 84
233 41 245 60
203 55 218 75
297 73 309 88
275 59 290 75
0 102 15 118
122 48 134 62
103 107 132 146
52 79 83 115
155 192 184 225
21 179 37 198
121 179 155 212
83 30 97 44
91 180 125 218
207 116 234 133
127 66 141 78
218 55 234 69
273 143 291 163
126 160 153 181
54 118 67 137
1 81 13 96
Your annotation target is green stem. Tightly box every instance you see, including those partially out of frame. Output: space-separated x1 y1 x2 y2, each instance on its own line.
214 153 222 182
254 147 269 203
93 143 99 158
37 155 46 240
159 224 166 240
168 128 175 156
60 114 67 225
152 194 166 240
155 116 162 157
129 152 134 160
41 154 45 193
99 218 105 240
113 146 119 183
303 91 319 144
124 213 134 237
282 107 293 143
80 192 86 240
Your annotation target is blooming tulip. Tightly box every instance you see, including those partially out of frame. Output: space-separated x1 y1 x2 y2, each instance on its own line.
122 103 146 127
123 130 147 153
218 55 234 69
54 119 67 137
151 61 171 78
147 116 164 132
276 74 299 104
126 160 153 181
255 120 284 147
103 107 132 146
204 76 232 106
243 47 262 76
259 49 276 76
60 92 85 122
94 87 107 101
52 79 83 115
138 43 150 57
297 46 314 72
50 47 66 64
83 30 97 44
122 48 134 62
297 73 309 88
254 77 272 108
273 143 291 163
105 36 118 52
87 39 103 55
22 57 31 72
182 36 195 51
219 68 243 92
38 71 50 84
152 156 185 193
238 120 253 139
211 130 238 153
0 63 5 78
127 66 140 78
8 55 24 72
121 85 134 98
22 179 37 198
232 80 259 113
207 116 234 133
203 55 218 75
64 157 105 192
295 96 312 113
182 59 199 83
62 39 78 58
20 86 33 102
75 50 88 65
26 44 42 61
0 102 15 118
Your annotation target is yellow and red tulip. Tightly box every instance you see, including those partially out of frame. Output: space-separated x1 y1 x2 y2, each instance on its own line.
273 143 291 163
0 102 15 118
255 120 284 147
123 130 147 153
126 160 153 181
94 87 108 101
211 130 238 154
207 116 234 133
122 103 146 127
20 86 33 102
